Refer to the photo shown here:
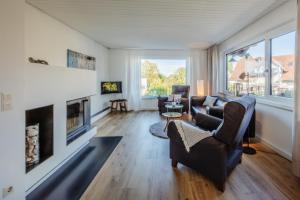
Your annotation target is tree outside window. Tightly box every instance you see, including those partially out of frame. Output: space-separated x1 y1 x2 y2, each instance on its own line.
141 59 186 97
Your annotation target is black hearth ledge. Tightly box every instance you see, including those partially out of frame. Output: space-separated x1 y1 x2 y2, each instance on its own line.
26 136 122 200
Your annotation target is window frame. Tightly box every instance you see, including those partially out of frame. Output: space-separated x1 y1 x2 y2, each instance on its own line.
270 31 296 98
224 22 296 107
225 40 266 96
140 58 188 98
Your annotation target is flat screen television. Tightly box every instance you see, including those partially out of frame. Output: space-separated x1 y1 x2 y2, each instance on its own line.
101 81 122 94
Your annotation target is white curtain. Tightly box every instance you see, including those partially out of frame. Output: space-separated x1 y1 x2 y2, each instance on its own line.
292 2 300 177
207 45 219 95
187 49 208 96
124 52 142 111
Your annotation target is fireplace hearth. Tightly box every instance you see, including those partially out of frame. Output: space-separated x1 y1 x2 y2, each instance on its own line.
66 97 91 144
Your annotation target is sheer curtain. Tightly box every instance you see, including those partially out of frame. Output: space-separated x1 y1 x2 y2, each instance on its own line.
292 2 300 177
187 49 208 96
124 52 142 111
207 45 219 95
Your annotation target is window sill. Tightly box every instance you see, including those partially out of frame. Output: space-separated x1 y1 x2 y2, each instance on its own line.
255 96 293 111
141 96 158 100
221 92 294 111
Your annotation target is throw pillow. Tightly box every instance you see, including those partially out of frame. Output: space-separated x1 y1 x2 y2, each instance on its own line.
203 96 217 107
174 94 182 103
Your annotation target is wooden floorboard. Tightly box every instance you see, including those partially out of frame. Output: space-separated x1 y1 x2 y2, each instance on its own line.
81 111 300 200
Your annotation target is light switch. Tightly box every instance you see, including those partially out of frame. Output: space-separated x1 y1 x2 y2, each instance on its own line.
1 93 13 112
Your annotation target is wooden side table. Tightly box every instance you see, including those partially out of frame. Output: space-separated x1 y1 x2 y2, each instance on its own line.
110 100 118 112
119 100 128 112
110 99 128 112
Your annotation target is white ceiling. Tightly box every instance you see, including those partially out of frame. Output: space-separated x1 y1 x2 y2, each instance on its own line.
27 0 288 50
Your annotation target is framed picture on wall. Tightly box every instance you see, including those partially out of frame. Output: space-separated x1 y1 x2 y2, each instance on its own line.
67 49 96 71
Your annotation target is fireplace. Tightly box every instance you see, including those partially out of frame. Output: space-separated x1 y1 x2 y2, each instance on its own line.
66 97 91 144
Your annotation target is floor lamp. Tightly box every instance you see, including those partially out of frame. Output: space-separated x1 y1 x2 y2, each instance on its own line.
239 72 256 155
197 80 204 96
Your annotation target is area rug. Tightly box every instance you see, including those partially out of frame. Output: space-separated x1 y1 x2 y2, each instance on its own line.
26 136 122 200
149 121 169 139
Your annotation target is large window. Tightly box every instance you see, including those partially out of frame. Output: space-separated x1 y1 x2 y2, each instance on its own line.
271 32 296 98
141 59 186 97
227 41 266 96
226 31 295 98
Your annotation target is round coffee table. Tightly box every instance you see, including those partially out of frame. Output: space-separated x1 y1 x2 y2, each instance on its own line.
162 112 182 132
165 104 184 113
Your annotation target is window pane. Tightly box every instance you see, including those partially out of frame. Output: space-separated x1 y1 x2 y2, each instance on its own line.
141 59 186 97
227 41 266 96
271 32 295 98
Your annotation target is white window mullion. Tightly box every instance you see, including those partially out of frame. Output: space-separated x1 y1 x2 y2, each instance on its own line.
265 38 272 97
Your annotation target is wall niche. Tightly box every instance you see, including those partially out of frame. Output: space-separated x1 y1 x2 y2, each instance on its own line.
26 105 54 173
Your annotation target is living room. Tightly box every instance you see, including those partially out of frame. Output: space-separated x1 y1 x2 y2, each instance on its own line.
1 0 300 200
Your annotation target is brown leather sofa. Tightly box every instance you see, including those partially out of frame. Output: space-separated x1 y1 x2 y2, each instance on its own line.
157 85 190 114
167 95 256 191
191 95 255 138
191 95 229 119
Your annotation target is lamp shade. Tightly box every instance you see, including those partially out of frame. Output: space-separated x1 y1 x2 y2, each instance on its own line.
197 80 204 96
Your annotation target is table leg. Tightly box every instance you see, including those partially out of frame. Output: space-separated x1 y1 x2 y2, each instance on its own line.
164 117 170 132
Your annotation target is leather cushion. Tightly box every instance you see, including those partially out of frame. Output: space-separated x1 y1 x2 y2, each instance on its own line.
192 106 207 114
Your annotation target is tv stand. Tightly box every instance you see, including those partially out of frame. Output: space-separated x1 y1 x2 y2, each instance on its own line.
110 99 128 112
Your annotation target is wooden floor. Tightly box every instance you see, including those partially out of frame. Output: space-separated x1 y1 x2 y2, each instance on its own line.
81 111 300 200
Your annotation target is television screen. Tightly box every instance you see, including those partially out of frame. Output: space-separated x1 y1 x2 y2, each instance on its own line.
101 81 122 94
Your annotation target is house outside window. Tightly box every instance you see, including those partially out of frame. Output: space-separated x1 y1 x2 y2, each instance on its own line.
226 31 295 99
226 41 266 96
271 32 296 98
141 59 186 97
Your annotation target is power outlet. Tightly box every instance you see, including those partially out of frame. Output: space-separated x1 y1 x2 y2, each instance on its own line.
2 186 14 199
0 93 13 112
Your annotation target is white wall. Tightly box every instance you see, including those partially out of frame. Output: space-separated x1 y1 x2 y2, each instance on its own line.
0 1 26 200
25 4 111 115
218 0 297 159
0 3 111 199
24 64 97 191
22 3 110 194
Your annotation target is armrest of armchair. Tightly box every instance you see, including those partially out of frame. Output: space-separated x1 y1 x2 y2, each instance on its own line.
157 96 168 107
191 96 206 107
167 121 223 151
181 97 189 104
207 106 224 119
181 97 189 111
195 112 222 131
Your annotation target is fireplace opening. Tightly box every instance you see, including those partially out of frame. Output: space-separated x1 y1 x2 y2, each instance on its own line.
66 97 91 145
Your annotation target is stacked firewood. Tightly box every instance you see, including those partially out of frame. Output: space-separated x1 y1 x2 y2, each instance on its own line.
26 124 40 166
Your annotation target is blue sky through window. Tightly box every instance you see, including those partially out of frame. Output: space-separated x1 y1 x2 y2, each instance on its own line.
141 59 186 76
246 31 295 57
272 31 295 56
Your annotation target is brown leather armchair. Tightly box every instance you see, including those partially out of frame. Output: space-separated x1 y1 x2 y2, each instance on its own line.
167 95 256 191
157 85 190 114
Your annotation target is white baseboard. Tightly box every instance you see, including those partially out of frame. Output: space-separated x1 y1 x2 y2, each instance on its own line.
91 108 111 123
255 135 292 161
